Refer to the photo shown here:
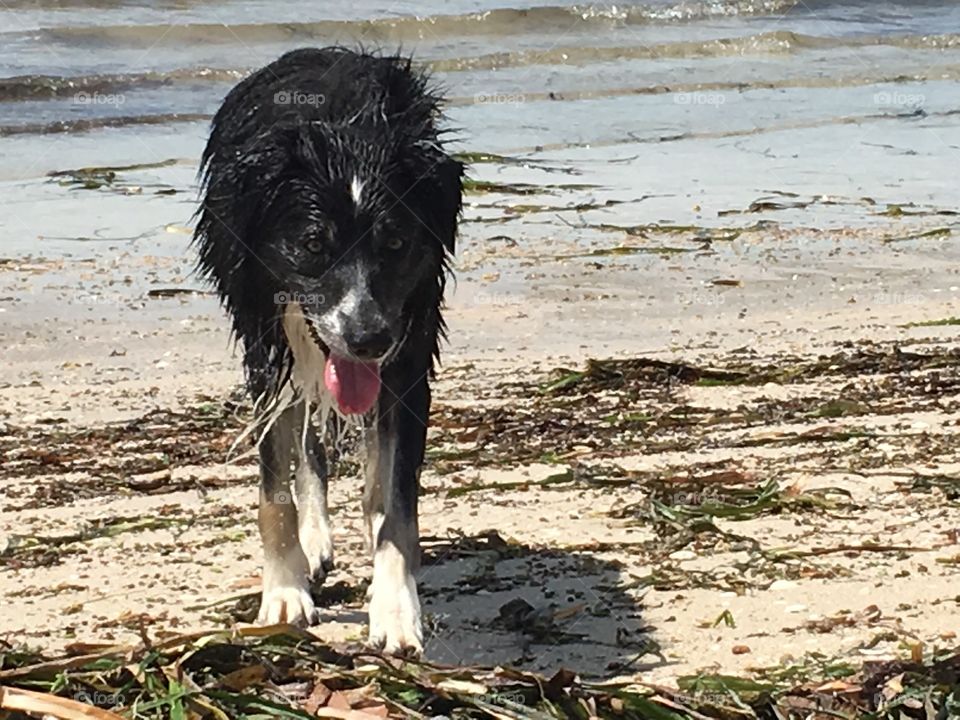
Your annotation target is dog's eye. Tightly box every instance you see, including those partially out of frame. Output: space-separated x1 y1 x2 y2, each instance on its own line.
385 237 404 252
303 224 331 254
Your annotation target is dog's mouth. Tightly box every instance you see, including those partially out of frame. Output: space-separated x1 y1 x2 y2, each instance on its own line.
324 354 381 416
303 313 382 416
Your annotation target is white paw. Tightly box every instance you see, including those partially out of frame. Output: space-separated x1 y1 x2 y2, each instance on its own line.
299 514 334 583
257 583 317 626
258 546 316 626
368 582 422 655
367 543 423 655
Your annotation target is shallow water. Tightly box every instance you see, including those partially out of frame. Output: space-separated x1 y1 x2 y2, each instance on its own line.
0 0 957 260
1 0 958 151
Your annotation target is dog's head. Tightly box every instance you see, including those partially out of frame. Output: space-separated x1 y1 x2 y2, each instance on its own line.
249 124 463 413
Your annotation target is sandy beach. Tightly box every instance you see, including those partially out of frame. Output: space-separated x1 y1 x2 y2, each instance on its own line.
2 0 960 708
3 161 960 684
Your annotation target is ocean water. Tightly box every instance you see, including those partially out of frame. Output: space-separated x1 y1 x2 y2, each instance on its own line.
0 0 957 286
0 0 958 176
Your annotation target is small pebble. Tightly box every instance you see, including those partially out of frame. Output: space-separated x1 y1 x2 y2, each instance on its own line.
770 579 797 591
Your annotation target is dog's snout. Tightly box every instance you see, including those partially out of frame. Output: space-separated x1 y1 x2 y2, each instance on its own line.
345 327 392 361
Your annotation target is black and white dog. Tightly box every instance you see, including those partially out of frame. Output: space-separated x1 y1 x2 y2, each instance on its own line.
194 47 462 654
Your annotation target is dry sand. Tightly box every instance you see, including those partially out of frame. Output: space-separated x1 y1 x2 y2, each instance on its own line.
2 157 960 686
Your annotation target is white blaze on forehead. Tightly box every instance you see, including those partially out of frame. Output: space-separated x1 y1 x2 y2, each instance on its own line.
350 176 364 205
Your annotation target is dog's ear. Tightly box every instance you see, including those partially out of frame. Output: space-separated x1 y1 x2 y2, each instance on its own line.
230 123 330 234
435 156 463 255
195 123 314 309
407 152 461 255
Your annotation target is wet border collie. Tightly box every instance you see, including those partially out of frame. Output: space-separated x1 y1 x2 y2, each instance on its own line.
194 47 463 654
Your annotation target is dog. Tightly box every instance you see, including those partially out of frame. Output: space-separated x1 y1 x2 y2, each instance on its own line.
193 47 463 654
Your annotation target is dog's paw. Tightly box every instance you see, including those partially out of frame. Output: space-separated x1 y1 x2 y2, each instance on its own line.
258 547 317 626
299 518 334 585
368 590 423 655
367 545 423 656
257 583 317 626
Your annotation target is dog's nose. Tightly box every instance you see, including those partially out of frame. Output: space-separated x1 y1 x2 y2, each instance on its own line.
346 328 392 361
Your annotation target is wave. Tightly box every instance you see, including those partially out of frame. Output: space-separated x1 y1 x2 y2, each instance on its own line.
449 66 960 103
5 30 958 104
2 64 956 137
433 31 960 71
0 113 209 137
27 2 801 46
0 68 246 102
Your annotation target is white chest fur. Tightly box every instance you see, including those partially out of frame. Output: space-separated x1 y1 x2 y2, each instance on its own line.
281 301 330 405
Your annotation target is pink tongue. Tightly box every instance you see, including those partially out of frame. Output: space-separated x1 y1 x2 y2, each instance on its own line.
324 354 381 415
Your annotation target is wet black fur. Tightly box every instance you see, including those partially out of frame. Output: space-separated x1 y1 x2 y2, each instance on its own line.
194 49 463 593
193 47 462 408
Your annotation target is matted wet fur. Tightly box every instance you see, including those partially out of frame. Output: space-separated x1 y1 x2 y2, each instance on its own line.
193 47 463 655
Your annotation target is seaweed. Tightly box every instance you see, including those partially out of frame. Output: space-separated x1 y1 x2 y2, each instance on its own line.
901 317 960 328
462 178 598 195
883 227 953 243
1 628 957 719
8 342 960 510
47 160 180 193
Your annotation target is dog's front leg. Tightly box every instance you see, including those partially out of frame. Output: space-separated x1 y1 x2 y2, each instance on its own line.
292 401 334 585
257 405 316 625
364 373 427 655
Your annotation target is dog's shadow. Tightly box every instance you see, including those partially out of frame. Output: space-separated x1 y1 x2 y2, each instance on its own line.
232 531 665 675
416 531 665 676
